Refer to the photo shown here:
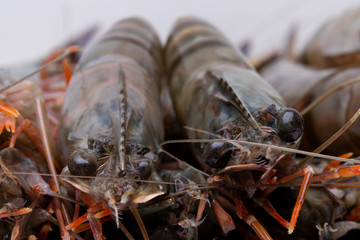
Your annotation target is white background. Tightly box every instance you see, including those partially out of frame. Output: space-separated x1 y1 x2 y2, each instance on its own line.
1 0 360 66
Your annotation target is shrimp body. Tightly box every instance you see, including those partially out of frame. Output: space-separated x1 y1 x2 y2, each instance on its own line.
59 18 165 210
165 17 303 168
164 17 309 238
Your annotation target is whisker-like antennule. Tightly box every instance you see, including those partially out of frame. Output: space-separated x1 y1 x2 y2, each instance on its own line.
230 141 358 163
0 171 211 187
5 169 360 196
0 46 81 93
159 145 210 177
45 192 86 207
164 127 360 164
129 205 150 240
183 126 220 139
301 77 360 116
35 96 72 237
159 186 220 201
297 108 360 168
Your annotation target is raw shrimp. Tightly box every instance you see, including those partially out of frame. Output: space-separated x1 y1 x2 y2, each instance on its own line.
59 17 166 239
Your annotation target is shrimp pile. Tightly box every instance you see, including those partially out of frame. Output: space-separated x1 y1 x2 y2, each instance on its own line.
1 8 360 240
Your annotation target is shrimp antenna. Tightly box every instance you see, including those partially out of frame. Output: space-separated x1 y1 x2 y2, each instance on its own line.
297 108 360 168
35 96 71 238
301 76 360 116
177 126 360 163
159 145 210 177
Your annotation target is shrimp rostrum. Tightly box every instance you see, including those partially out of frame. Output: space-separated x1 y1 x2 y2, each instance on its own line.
164 16 320 238
59 17 166 237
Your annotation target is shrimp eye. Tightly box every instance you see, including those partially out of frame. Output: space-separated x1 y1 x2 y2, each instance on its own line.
277 108 304 142
68 149 97 176
137 161 152 180
203 142 232 168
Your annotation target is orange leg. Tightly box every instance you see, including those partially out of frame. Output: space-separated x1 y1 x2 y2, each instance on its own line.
4 115 16 133
9 118 32 147
0 101 20 118
4 116 47 159
212 200 236 235
322 153 352 172
40 45 80 81
81 191 97 207
267 163 360 234
72 190 81 223
68 204 135 240
244 215 273 240
62 57 73 85
210 182 272 239
0 207 32 218
234 192 246 219
233 193 273 240
254 198 289 229
0 117 4 134
66 201 108 233
94 208 112 219
87 213 105 240
218 160 360 236
288 166 314 234
312 164 360 182
196 198 208 222
53 197 71 240
65 202 104 230
0 114 16 136
264 166 314 234
37 221 52 240
264 169 277 185
72 216 113 234
66 213 89 231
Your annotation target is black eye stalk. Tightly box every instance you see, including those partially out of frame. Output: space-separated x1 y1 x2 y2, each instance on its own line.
277 108 304 143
